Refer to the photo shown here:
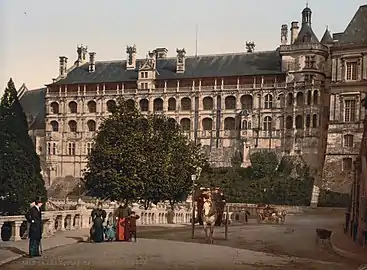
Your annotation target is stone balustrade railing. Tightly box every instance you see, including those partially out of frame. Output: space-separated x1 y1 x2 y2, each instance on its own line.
47 197 190 211
0 203 192 242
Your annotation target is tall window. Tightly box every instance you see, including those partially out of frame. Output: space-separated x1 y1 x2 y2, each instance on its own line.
141 83 149 89
263 116 272 131
342 158 353 172
68 142 76 155
52 143 57 155
264 94 272 109
343 134 354 148
346 62 357 81
86 142 93 155
344 100 356 122
141 72 148 79
47 143 51 155
305 55 315 69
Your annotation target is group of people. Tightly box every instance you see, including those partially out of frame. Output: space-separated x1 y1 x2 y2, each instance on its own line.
90 202 140 243
22 198 140 257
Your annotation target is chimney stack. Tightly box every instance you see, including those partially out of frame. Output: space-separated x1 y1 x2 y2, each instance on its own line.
153 48 168 59
88 52 96 72
245 42 255 53
59 56 68 77
126 45 137 70
176 49 186 73
281 24 288 45
290 21 300 44
76 44 88 66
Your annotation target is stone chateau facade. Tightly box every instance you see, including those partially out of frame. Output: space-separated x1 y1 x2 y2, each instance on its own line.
18 5 366 198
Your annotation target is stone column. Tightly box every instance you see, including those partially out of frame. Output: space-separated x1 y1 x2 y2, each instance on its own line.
149 97 154 113
10 221 22 241
310 185 320 208
60 215 66 231
331 58 337 81
48 218 56 236
236 93 241 110
163 96 168 111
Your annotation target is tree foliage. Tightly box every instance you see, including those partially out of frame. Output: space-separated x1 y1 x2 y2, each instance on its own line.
199 151 314 205
0 78 47 215
84 98 207 208
249 150 279 179
200 150 348 206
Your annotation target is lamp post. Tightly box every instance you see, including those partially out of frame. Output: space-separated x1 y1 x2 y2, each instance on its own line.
79 169 86 200
263 188 267 204
191 174 197 239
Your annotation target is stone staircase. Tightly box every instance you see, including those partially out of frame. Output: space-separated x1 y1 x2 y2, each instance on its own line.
47 176 82 198
209 147 233 167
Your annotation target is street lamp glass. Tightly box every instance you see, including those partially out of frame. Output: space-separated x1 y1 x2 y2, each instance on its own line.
191 175 196 182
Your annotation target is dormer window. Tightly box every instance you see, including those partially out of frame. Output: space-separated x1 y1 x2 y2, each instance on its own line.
140 83 149 89
346 62 357 81
303 33 311 43
140 72 148 79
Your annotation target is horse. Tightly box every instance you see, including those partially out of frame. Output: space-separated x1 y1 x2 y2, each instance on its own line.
202 194 217 244
275 210 287 224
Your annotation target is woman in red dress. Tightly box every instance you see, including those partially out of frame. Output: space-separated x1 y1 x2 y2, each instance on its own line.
114 203 131 241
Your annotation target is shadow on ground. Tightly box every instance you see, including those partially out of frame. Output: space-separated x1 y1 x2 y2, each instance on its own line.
0 247 27 256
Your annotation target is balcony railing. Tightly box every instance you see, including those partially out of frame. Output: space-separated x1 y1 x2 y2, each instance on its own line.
46 82 289 98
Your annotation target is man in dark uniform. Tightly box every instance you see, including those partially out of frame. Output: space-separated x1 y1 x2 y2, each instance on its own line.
25 197 43 257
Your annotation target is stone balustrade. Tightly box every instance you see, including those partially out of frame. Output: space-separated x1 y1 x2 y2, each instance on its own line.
47 197 190 211
0 202 192 242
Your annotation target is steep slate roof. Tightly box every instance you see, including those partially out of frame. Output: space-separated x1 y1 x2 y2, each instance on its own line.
320 28 334 44
53 50 283 85
19 87 46 130
333 5 367 44
294 24 319 44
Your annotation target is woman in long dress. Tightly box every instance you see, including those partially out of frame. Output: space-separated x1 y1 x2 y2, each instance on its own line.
91 202 107 242
114 202 131 241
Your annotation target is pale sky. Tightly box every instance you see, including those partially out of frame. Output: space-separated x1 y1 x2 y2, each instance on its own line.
0 0 365 94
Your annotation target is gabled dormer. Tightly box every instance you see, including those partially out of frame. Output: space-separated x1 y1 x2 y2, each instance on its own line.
137 51 157 90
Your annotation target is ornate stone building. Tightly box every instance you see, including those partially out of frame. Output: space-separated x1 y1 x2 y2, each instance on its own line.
322 5 367 193
19 5 367 201
349 100 367 246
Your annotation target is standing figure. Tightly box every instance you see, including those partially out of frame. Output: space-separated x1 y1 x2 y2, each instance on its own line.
128 211 140 242
25 197 43 257
90 202 107 242
104 221 116 241
114 202 131 241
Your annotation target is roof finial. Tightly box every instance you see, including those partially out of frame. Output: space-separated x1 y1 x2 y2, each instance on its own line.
326 25 328 30
306 0 308 8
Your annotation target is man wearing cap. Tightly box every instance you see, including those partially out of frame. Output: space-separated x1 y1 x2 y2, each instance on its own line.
25 197 43 257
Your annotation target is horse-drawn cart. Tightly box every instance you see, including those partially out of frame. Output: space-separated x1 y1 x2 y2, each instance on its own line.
256 204 286 224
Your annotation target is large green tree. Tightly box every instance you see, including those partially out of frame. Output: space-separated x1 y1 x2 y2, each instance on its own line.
0 79 47 215
84 98 206 207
